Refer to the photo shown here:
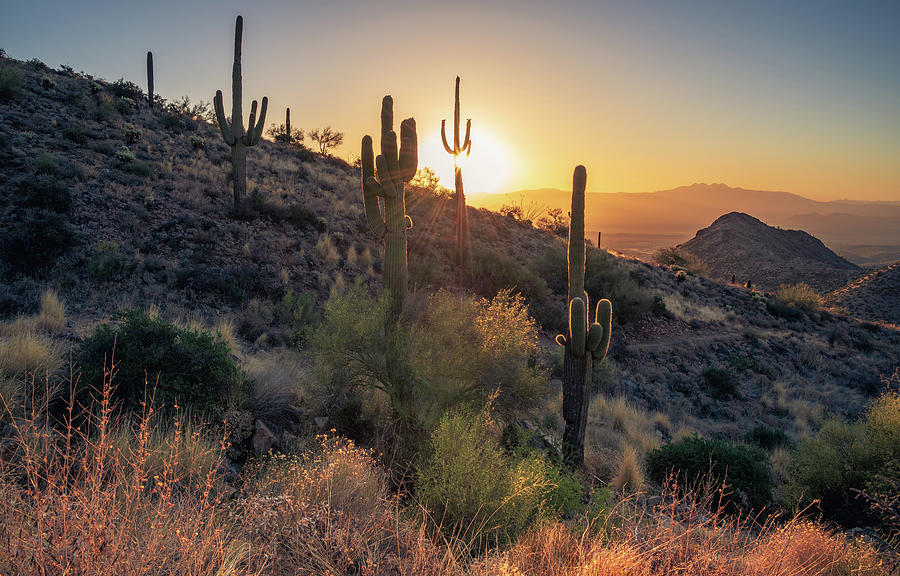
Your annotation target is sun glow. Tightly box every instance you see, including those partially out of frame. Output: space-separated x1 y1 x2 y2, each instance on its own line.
420 127 513 195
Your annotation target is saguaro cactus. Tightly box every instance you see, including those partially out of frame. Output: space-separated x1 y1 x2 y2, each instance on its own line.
214 15 268 210
555 165 612 467
285 107 291 143
441 76 473 282
361 95 417 322
146 51 154 108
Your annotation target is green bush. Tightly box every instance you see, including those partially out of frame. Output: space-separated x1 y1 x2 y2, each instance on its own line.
415 410 551 546
471 245 550 305
34 152 57 175
1 211 77 274
76 310 249 413
744 425 793 451
110 78 143 100
88 241 133 281
249 192 323 230
17 174 72 213
646 435 772 511
701 367 738 398
788 388 900 526
0 65 24 100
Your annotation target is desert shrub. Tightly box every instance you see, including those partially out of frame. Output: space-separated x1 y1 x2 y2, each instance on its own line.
535 207 567 237
123 123 141 144
1 211 77 274
189 135 204 149
61 123 87 144
76 310 250 414
267 122 304 144
114 145 136 164
116 96 135 115
17 174 72 213
0 65 24 100
745 425 793 451
471 245 550 304
88 241 133 281
654 246 708 276
110 78 143 100
409 289 546 426
788 387 900 527
646 435 773 511
34 152 57 175
40 75 55 90
249 192 323 230
415 410 552 546
772 283 821 314
701 366 738 398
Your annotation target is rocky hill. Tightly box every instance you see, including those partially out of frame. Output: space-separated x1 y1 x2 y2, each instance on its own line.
678 212 861 292
1 55 899 478
826 262 900 325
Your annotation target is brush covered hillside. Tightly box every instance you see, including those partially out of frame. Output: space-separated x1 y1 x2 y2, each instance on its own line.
2 55 900 574
677 212 861 292
827 262 900 325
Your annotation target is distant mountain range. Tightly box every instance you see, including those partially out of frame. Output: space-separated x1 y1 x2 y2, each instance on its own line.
678 212 861 292
471 183 900 266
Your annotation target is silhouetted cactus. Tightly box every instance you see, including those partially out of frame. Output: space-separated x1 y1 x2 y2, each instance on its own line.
362 95 417 321
214 15 268 210
441 76 473 283
285 107 291 143
555 165 612 466
146 51 154 108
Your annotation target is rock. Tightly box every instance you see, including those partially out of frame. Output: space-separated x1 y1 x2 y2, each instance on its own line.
251 419 277 456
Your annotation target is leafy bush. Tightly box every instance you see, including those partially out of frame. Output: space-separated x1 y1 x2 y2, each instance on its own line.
249 192 323 230
76 310 249 414
114 145 136 164
189 135 205 150
646 435 773 511
1 211 77 274
745 425 793 451
415 410 551 546
471 245 550 304
701 367 738 398
654 247 708 276
88 241 133 281
123 123 141 144
0 65 24 100
788 386 900 526
110 78 143 100
62 123 87 144
17 174 72 213
35 152 57 175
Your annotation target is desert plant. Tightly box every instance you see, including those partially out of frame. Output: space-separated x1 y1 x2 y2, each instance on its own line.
76 310 250 414
310 126 343 154
213 15 268 210
267 108 304 144
146 51 153 107
646 435 773 511
1 211 77 274
554 166 612 467
441 76 474 284
0 64 24 100
415 409 552 547
773 283 821 314
701 366 738 398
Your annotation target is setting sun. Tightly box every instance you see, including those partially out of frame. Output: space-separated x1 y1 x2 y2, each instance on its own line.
420 126 514 195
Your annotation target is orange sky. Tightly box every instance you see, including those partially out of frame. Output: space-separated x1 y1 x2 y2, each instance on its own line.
4 1 899 202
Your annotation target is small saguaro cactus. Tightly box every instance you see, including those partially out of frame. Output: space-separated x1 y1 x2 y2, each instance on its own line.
441 76 473 282
285 107 291 143
214 15 268 211
555 165 612 467
146 51 154 108
361 95 417 323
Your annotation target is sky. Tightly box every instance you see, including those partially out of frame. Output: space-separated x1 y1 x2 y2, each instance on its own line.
2 0 899 201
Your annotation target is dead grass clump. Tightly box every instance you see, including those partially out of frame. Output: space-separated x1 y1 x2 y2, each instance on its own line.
775 283 822 313
0 328 61 378
662 293 727 323
315 232 340 267
36 288 66 334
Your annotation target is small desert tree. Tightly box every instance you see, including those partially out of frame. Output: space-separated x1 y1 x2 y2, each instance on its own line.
267 123 304 145
310 126 344 155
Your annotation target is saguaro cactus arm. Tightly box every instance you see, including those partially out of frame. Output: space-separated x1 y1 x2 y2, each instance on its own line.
441 76 472 157
243 97 268 146
214 90 236 145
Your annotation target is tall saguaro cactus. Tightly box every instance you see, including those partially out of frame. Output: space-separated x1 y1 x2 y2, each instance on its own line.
285 107 291 143
441 76 473 282
214 15 268 211
555 165 612 467
146 51 154 108
361 96 417 322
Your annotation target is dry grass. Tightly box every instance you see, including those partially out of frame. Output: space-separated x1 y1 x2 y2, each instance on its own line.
315 232 340 267
775 283 822 313
662 293 728 323
586 394 667 483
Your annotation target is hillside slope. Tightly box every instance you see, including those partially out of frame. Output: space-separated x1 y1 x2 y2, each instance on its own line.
1 56 898 464
678 212 860 292
826 262 900 325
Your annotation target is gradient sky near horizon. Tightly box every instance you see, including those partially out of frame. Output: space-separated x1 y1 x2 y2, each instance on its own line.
2 1 899 201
